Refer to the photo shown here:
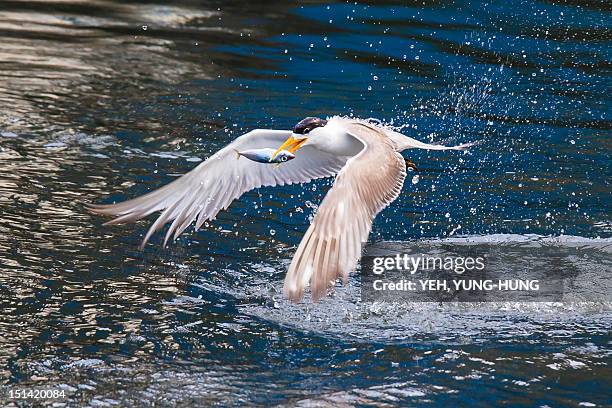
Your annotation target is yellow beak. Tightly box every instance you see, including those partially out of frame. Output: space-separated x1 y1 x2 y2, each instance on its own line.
271 135 307 159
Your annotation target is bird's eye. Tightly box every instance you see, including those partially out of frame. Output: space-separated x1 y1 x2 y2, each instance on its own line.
281 156 288 162
303 128 310 134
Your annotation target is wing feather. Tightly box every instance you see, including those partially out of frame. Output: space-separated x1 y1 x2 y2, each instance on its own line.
283 123 407 301
89 129 349 247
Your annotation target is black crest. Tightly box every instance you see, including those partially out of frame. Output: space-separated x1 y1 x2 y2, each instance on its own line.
293 117 328 135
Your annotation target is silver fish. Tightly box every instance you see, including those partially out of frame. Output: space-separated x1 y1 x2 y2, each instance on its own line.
234 148 295 164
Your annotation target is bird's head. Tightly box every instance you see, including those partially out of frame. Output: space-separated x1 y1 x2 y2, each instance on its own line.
271 117 328 159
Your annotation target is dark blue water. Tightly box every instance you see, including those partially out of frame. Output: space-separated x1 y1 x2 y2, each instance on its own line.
0 1 610 406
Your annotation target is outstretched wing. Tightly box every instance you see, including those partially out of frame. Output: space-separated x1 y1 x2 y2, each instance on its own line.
283 123 407 301
89 129 349 248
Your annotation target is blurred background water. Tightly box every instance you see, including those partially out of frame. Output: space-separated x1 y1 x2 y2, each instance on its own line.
0 0 610 406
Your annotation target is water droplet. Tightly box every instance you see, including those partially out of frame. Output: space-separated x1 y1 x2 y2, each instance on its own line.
570 139 575 144
373 75 379 81
411 175 420 184
445 212 450 218
367 85 372 91
142 25 148 31
269 229 276 236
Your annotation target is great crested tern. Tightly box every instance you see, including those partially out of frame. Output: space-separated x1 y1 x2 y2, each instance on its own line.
89 116 472 301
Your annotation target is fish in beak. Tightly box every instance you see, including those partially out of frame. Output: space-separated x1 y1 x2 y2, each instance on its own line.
271 135 307 159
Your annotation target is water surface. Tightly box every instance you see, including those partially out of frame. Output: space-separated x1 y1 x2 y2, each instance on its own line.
0 0 610 406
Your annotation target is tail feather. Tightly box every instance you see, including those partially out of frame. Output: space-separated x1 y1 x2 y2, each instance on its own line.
450 141 477 150
384 129 478 152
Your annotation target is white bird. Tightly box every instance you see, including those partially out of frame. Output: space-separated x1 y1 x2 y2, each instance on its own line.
89 116 473 301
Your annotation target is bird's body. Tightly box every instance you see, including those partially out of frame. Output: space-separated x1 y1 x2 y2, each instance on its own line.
305 119 365 156
89 116 473 301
